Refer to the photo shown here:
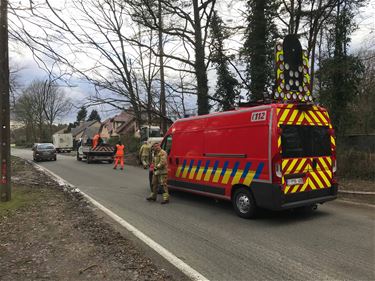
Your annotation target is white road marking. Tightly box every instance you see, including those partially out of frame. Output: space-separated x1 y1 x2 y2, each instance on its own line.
30 161 210 281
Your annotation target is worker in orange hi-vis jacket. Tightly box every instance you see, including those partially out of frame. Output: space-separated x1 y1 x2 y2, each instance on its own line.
113 141 125 170
92 133 100 149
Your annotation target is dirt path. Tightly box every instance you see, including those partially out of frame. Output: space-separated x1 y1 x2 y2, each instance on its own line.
0 157 174 281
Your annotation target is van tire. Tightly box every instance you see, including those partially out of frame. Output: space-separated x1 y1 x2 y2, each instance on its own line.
77 152 82 161
87 156 92 164
232 188 256 219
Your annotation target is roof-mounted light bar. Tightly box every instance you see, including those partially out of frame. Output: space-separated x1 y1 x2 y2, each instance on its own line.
274 35 313 103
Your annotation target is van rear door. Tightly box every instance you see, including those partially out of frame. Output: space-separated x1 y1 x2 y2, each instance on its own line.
277 105 334 194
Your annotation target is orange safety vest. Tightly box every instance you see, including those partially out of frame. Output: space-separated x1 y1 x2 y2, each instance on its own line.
92 134 100 148
115 144 125 156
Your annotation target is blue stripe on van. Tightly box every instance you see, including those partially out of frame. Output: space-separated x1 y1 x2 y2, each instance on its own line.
187 159 194 174
220 161 229 176
212 160 219 175
203 160 211 174
180 159 187 174
195 160 202 174
241 162 252 179
254 162 264 179
230 162 240 177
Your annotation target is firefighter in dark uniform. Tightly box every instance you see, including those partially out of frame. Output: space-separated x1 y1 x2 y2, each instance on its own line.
146 143 169 204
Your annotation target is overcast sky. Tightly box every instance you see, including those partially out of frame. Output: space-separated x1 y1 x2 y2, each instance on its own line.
9 0 375 124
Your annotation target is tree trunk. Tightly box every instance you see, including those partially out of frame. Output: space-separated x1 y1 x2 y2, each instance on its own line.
158 0 167 133
193 0 209 115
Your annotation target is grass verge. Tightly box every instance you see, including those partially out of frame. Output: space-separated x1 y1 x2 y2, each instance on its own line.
0 185 40 216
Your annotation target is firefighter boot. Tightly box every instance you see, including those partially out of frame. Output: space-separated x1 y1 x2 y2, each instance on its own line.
146 193 156 202
161 192 169 204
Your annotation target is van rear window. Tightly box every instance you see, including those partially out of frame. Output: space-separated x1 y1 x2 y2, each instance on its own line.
280 125 331 158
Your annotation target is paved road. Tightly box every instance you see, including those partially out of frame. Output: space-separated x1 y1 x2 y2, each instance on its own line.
12 149 375 281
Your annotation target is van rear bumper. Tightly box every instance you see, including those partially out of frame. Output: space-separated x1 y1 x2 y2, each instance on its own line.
252 182 338 210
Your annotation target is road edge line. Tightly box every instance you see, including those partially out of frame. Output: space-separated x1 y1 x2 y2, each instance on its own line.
31 162 209 281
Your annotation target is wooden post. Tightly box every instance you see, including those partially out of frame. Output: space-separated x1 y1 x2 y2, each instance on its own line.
0 0 11 202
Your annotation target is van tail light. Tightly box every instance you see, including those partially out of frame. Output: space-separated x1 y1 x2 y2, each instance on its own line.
275 163 282 178
275 162 282 181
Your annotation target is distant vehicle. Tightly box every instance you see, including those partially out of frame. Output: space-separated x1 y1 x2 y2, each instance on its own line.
32 143 57 162
140 125 163 145
76 140 115 164
52 133 73 153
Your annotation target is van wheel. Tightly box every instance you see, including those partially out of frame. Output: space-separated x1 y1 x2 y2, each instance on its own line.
87 156 92 164
77 152 82 161
232 188 256 219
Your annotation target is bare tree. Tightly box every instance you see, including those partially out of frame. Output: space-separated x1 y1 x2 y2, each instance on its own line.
14 79 71 141
41 80 72 135
130 0 217 115
9 0 148 125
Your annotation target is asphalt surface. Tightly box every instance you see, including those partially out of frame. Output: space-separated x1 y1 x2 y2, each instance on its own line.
12 149 375 281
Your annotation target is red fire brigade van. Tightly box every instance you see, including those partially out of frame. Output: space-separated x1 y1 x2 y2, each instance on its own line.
160 103 337 218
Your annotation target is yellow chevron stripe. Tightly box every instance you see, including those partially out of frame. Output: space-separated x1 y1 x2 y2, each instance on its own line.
176 166 182 177
278 136 281 149
309 111 321 124
221 169 232 184
287 104 294 109
231 170 243 185
304 112 313 124
284 186 291 194
182 166 189 178
196 167 204 180
295 158 307 173
297 113 304 124
188 166 197 180
289 110 298 123
309 177 318 190
291 184 300 193
204 168 213 181
243 171 256 186
316 158 327 170
326 157 332 166
282 159 290 170
318 171 331 187
286 158 298 173
212 168 222 183
310 172 324 188
316 111 328 125
280 109 290 123
300 180 309 192
312 106 319 110
331 136 336 146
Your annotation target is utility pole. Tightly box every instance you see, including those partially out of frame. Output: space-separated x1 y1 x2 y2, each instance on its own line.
0 0 11 202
